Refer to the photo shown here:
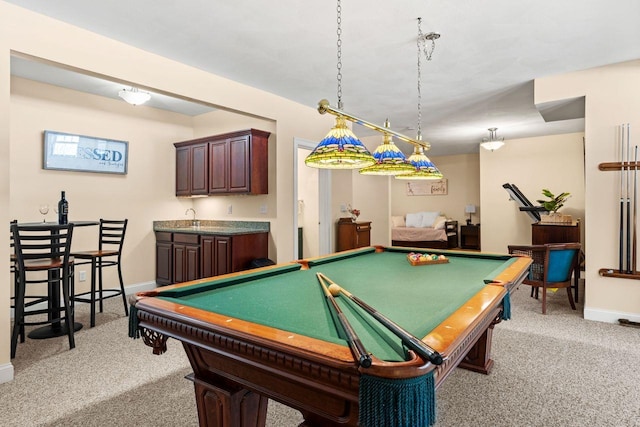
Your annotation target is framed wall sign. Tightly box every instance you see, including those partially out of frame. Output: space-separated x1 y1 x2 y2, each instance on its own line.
43 130 128 175
405 179 448 196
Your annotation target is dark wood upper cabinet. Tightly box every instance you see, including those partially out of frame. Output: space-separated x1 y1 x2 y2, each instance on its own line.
175 129 270 196
175 146 191 197
208 140 228 194
228 135 251 193
175 142 208 196
190 143 209 195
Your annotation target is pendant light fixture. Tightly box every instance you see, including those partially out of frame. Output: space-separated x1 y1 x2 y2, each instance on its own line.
480 127 505 151
397 18 443 180
307 1 433 169
305 0 375 169
359 119 416 175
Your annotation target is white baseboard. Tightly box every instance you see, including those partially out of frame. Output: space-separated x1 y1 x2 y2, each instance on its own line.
0 362 15 384
124 281 157 295
584 307 640 324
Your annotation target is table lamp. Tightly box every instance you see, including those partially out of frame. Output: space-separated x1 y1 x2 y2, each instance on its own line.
465 205 476 225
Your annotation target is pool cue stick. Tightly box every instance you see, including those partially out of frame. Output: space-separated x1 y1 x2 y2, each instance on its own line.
318 273 443 366
634 143 638 274
628 124 633 273
315 273 372 368
620 124 625 273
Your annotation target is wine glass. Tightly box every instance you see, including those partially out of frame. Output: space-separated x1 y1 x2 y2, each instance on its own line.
39 204 49 222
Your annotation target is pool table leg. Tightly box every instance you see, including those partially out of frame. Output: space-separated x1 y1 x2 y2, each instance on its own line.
187 373 269 427
458 324 495 375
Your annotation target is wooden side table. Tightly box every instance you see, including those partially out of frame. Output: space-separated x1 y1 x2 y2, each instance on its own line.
337 218 371 251
460 225 481 250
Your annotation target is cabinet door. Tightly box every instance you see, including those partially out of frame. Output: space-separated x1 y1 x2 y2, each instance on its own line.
201 237 215 278
175 146 191 196
208 140 228 193
173 233 200 283
191 143 209 195
215 236 232 276
228 135 251 193
173 243 187 283
337 222 355 252
185 244 200 282
173 243 200 283
201 236 232 277
156 242 173 286
356 227 371 247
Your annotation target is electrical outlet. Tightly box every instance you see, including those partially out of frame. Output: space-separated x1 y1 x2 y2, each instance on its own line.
259 204 267 214
227 205 233 214
79 271 86 282
340 204 347 212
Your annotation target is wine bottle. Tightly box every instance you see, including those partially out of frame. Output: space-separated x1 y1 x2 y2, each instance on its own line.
58 191 68 224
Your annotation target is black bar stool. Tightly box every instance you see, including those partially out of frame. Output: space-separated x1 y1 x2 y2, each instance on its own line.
11 222 76 358
72 219 128 327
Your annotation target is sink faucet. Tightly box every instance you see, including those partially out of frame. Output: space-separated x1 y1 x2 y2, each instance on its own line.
185 208 198 227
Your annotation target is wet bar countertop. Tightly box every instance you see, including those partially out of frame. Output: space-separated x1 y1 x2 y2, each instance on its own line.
153 220 270 235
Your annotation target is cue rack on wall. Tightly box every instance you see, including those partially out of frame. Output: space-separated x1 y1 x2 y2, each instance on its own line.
598 123 640 280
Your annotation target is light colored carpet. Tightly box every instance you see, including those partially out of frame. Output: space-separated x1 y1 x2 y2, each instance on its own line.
2 281 640 426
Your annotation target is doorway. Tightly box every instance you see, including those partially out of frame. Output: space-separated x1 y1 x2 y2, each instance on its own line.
294 138 331 259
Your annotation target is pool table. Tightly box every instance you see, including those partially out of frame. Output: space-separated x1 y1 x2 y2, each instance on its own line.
131 246 531 427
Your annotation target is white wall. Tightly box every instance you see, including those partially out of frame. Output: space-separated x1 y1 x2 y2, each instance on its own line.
480 132 585 253
9 77 197 291
536 60 640 322
390 153 481 228
347 140 481 248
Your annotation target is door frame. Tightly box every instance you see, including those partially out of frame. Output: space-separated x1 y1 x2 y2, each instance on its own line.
293 138 331 259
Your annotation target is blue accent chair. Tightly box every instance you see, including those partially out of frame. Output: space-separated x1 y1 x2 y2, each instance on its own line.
508 243 581 314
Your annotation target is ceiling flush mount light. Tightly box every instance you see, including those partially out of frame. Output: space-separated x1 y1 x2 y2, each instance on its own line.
118 87 151 106
396 17 443 180
359 120 417 176
480 127 505 151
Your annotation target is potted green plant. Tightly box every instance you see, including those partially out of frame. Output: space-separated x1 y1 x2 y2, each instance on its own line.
537 189 571 223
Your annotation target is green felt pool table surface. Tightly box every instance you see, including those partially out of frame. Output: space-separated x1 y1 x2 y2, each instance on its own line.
139 246 527 362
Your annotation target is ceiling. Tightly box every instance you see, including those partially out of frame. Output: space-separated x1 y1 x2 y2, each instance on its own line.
7 0 640 156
